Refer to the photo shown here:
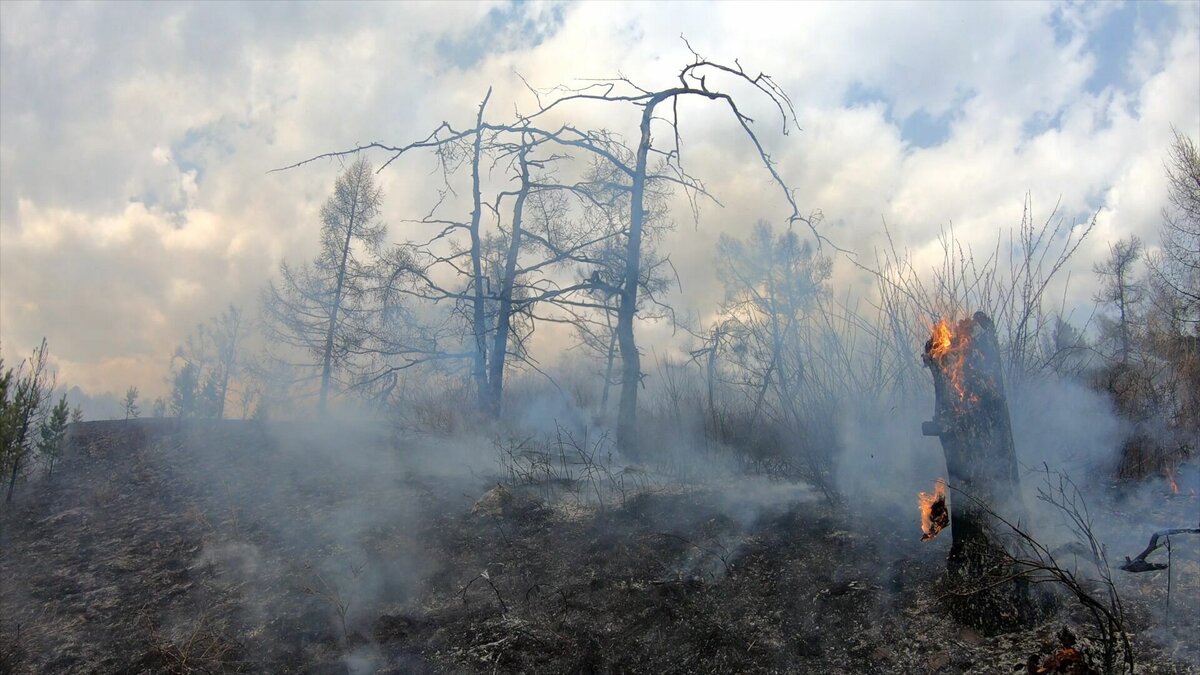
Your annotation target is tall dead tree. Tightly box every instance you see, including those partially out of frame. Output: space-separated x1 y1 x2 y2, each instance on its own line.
468 90 493 410
922 311 1034 629
275 48 817 431
277 114 634 415
484 137 532 415
520 48 815 449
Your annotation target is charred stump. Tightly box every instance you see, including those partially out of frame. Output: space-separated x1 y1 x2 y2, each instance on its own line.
922 311 1040 630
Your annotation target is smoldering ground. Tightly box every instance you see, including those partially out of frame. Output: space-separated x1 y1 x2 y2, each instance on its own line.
1 368 1197 674
0 418 484 673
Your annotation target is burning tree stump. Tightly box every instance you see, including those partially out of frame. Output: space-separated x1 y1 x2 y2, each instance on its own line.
922 311 1038 630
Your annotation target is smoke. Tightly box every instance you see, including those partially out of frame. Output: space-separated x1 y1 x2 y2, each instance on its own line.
60 385 125 421
1009 375 1124 480
8 323 1195 671
834 394 941 506
156 419 492 660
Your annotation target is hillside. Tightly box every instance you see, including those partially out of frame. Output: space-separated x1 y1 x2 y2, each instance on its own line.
0 420 1196 674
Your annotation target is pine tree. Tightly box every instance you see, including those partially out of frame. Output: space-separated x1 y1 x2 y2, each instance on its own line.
1 340 53 502
123 386 140 420
38 395 69 478
262 157 384 412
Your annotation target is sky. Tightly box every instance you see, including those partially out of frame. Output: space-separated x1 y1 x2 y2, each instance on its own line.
1 0 1198 400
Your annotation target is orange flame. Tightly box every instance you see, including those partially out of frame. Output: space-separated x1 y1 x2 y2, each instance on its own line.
1165 466 1180 495
918 478 949 541
930 319 952 359
929 318 976 405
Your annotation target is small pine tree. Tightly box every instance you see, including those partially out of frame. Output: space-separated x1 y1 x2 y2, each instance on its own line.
70 404 83 424
152 397 166 418
123 386 140 420
2 340 53 503
38 395 69 477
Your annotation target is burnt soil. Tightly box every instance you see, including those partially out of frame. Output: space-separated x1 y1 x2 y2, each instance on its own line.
1 420 1197 674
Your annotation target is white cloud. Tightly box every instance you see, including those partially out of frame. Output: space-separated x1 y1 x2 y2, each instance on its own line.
1 0 1197 400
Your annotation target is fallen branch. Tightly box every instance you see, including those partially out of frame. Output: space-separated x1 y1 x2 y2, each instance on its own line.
1119 527 1200 573
461 566 509 613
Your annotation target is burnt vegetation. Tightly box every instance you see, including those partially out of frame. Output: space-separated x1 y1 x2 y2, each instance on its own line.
2 55 1199 675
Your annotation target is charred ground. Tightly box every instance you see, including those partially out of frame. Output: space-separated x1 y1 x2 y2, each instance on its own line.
1 420 1196 674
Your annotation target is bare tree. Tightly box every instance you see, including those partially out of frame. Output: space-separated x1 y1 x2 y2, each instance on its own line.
1149 128 1200 328
279 91 509 411
207 306 244 419
275 47 812 437
511 47 813 448
308 126 658 417
861 198 1096 394
468 92 493 409
712 222 835 493
1094 236 1145 365
171 305 248 419
263 157 384 412
555 154 677 416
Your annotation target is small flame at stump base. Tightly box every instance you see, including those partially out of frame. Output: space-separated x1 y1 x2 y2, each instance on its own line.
919 478 949 541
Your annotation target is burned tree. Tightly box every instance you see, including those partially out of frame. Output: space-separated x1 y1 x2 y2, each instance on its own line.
277 118 664 418
274 48 816 432
515 48 815 449
923 312 1019 564
921 311 1034 628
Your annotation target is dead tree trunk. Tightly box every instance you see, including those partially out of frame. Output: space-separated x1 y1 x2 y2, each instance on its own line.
614 98 658 451
469 90 493 412
922 311 1034 630
485 139 531 417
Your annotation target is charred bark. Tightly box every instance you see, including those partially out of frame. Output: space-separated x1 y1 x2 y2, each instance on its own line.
1120 527 1200 572
923 311 1036 630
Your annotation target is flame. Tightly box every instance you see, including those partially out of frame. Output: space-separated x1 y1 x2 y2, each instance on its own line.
1165 466 1180 495
930 319 952 359
918 478 949 541
928 318 976 405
